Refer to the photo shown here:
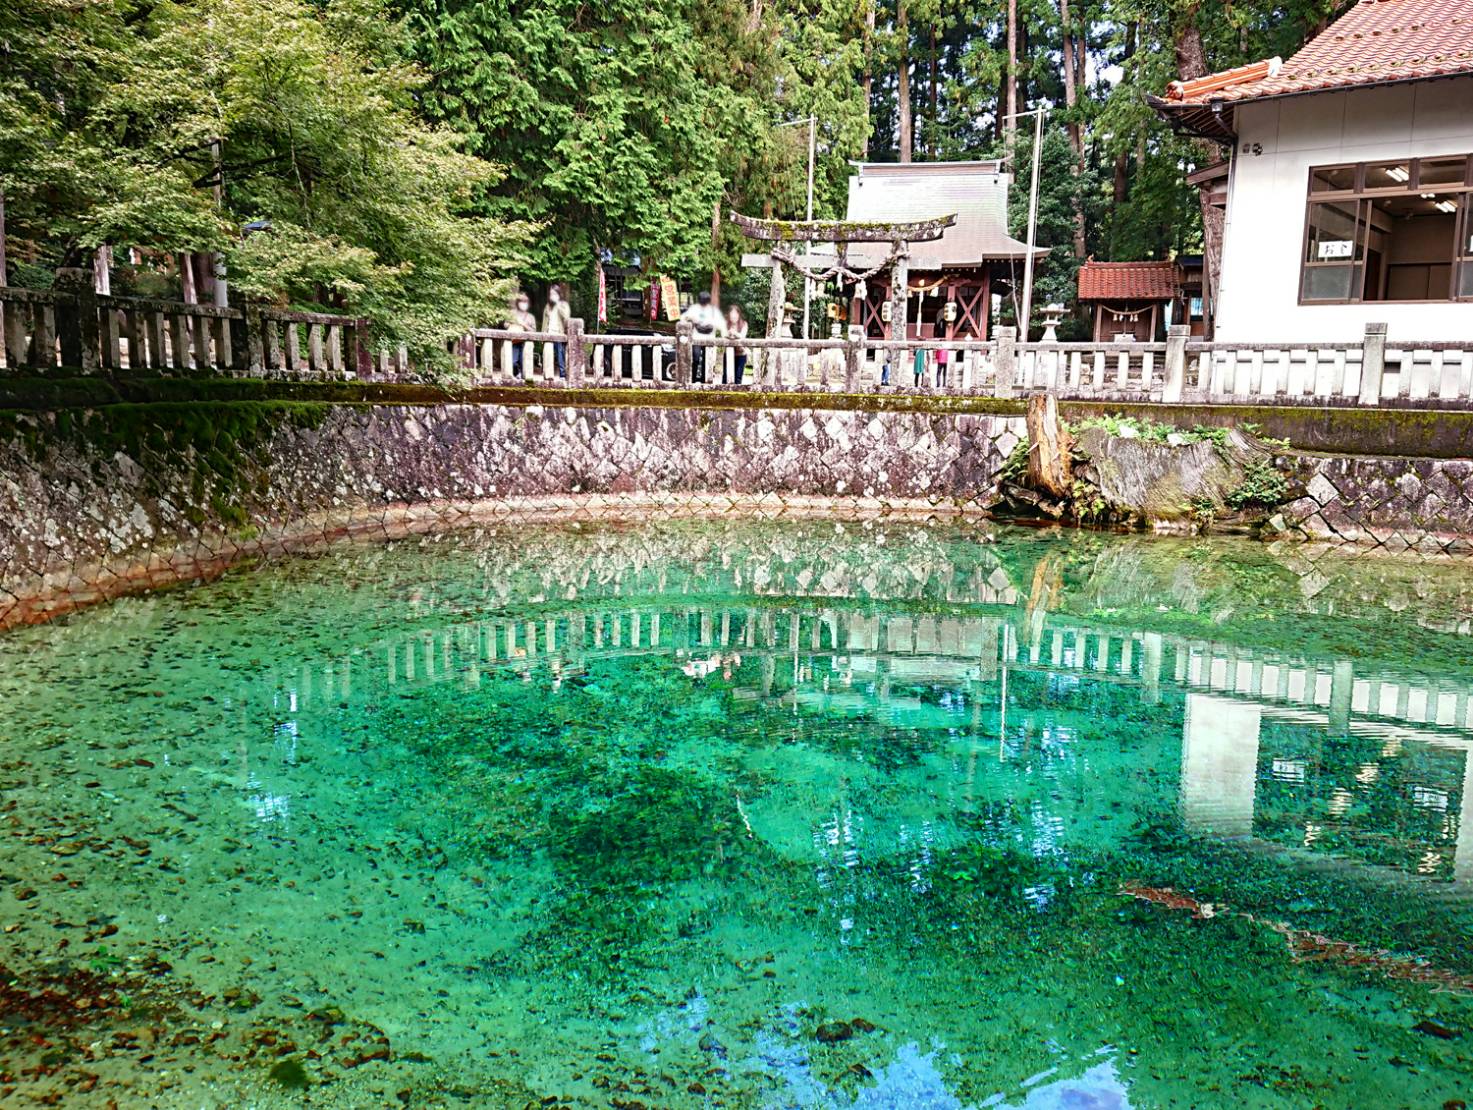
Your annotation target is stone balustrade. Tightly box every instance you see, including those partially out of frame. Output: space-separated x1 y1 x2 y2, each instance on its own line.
5 282 1473 409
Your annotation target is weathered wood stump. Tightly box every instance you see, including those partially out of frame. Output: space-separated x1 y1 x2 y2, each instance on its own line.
1025 393 1072 499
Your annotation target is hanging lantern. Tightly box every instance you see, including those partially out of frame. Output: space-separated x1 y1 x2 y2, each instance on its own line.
881 301 893 323
943 300 958 323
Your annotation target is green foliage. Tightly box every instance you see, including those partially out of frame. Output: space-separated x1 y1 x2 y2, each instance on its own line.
1225 458 1291 509
1069 413 1222 446
1 0 525 369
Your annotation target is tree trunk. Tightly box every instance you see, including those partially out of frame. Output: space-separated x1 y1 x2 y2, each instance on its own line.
897 1 912 163
928 24 939 159
1005 0 1018 146
1060 0 1086 259
1025 392 1073 499
861 1 876 156
1174 2 1208 81
93 245 112 295
710 199 722 302
179 253 197 304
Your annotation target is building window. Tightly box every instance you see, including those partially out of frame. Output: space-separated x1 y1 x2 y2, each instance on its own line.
1300 155 1472 304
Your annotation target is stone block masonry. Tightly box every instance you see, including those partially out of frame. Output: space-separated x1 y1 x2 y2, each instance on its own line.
0 400 1026 627
1279 454 1473 555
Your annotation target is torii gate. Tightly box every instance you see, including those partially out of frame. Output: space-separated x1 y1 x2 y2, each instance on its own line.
730 212 957 356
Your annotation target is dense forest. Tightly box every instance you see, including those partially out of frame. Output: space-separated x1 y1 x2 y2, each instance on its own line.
1 0 1347 353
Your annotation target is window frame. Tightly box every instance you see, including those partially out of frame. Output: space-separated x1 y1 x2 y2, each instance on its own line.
1298 154 1473 306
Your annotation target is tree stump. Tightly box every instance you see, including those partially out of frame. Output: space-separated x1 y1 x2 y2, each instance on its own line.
1025 392 1072 499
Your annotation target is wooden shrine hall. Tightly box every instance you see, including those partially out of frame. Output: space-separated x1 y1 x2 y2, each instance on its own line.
844 161 1042 343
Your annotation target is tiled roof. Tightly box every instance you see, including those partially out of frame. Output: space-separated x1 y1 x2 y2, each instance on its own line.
1076 261 1180 302
1162 0 1473 106
845 162 1044 268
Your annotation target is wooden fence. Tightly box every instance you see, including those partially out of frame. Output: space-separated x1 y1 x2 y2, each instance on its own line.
4 283 1472 410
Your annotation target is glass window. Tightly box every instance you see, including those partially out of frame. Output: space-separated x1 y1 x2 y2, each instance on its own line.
1418 156 1468 188
1302 154 1471 303
1362 193 1457 301
1459 218 1473 299
1302 201 1362 302
1310 166 1357 193
1363 161 1411 189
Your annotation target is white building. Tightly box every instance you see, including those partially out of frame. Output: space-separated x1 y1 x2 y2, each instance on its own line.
1152 0 1473 343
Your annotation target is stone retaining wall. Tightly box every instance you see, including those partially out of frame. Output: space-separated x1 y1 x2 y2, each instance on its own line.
1281 454 1473 555
0 401 1026 626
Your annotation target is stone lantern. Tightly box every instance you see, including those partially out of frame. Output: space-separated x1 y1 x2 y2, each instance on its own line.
1040 303 1067 343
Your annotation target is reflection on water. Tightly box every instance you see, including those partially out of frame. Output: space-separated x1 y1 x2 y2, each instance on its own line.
0 520 1471 1107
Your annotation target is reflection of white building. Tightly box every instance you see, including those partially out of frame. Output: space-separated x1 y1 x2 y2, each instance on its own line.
1180 689 1473 884
1151 0 1473 342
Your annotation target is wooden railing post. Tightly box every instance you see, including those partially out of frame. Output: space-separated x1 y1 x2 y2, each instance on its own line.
567 318 587 385
1163 324 1190 403
675 318 693 386
1358 322 1387 406
994 326 1017 398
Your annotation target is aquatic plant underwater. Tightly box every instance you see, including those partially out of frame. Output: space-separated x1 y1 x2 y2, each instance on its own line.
0 520 1470 1107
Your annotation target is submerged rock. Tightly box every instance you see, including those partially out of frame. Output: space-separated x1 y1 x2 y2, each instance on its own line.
815 1020 853 1044
268 1057 309 1089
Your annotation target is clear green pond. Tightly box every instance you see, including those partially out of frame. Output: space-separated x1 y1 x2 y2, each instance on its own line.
2 520 1472 1109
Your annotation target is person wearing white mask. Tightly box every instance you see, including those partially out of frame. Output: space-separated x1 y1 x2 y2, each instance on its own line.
543 284 572 377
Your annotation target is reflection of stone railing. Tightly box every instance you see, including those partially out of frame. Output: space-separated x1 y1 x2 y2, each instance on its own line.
275 596 1473 744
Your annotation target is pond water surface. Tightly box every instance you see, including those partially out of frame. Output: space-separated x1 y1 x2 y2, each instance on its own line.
1 521 1471 1108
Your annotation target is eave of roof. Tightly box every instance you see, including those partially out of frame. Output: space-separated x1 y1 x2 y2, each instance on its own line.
1148 0 1473 140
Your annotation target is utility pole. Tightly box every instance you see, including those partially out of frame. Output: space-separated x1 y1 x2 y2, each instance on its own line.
1002 106 1047 341
804 114 816 340
776 115 819 339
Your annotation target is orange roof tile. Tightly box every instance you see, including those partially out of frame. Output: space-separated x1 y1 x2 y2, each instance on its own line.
1161 0 1473 107
1077 261 1180 302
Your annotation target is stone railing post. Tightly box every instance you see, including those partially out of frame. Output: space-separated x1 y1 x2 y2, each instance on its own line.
887 250 909 382
567 317 587 385
1163 324 1190 403
675 318 694 386
52 267 100 373
1358 321 1387 406
243 303 267 375
994 326 1017 398
845 326 864 392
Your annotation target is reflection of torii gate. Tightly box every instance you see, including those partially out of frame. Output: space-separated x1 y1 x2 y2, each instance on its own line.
729 212 957 354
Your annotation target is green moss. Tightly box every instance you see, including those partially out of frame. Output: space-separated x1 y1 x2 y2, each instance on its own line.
1060 400 1473 460
26 401 331 524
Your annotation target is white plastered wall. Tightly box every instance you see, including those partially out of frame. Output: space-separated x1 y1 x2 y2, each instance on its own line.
1215 75 1473 343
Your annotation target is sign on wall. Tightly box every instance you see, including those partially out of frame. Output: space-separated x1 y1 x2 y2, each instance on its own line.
1318 240 1354 260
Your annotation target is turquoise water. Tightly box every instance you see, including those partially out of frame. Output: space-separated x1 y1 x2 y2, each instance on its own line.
1 520 1471 1108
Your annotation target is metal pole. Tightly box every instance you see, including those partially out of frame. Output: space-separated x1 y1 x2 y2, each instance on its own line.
803 115 816 341
1019 107 1043 342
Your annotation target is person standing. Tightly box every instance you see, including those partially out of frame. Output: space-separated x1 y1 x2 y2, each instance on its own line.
506 291 536 378
543 284 572 377
725 304 749 385
680 291 723 383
